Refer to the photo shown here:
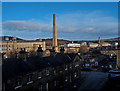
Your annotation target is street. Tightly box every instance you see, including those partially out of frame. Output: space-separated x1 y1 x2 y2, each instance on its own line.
102 78 120 91
76 71 108 91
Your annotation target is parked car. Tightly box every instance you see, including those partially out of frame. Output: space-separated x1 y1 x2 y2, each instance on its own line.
81 67 92 71
108 69 120 81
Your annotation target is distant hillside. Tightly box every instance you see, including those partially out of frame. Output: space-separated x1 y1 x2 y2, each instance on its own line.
1 36 119 45
102 37 120 42
76 37 120 43
0 36 24 41
1 36 71 46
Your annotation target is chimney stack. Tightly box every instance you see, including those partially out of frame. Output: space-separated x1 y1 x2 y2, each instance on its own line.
53 14 58 52
37 45 43 56
60 47 65 54
19 48 28 61
12 37 17 41
98 37 101 47
50 47 55 56
5 37 9 41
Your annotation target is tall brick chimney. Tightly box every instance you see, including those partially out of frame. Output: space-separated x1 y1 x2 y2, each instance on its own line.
53 14 58 52
98 37 101 48
19 48 28 61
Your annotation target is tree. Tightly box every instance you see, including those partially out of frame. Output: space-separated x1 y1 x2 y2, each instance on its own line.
79 45 89 54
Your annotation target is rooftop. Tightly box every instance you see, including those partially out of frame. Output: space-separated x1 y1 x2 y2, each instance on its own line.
2 53 79 81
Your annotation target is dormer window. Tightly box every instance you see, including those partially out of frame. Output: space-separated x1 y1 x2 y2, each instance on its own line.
65 65 68 70
38 72 42 79
75 61 79 67
14 78 22 89
46 69 49 76
27 74 33 84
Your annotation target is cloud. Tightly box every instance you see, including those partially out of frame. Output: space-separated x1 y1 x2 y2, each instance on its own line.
57 11 118 34
2 11 118 40
3 20 52 32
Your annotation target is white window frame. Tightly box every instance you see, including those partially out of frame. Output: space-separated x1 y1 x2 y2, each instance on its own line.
38 72 42 79
74 72 77 78
70 64 72 69
65 76 68 82
14 78 22 89
46 83 49 91
27 75 33 84
75 61 79 67
65 65 68 70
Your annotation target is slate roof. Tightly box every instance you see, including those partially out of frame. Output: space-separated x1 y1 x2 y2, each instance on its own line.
2 53 78 81
2 59 36 81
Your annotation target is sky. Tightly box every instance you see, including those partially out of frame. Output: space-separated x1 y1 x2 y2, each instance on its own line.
2 0 119 2
2 2 118 41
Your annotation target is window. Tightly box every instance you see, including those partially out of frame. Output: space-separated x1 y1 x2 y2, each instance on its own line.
65 65 68 70
46 69 49 76
54 70 56 75
70 64 72 69
54 81 56 87
75 61 79 67
46 83 49 91
74 72 77 78
38 72 42 79
38 85 43 91
65 76 68 82
14 78 22 89
27 74 33 84
70 75 72 82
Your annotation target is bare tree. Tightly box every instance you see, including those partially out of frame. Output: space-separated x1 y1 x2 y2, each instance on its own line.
79 45 89 54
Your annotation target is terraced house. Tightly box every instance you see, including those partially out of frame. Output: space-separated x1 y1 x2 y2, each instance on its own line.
2 46 83 91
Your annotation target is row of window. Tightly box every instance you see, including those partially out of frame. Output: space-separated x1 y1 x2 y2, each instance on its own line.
0 48 12 51
0 45 8 47
38 81 56 91
37 72 78 91
65 62 79 71
15 69 50 89
15 71 78 90
0 44 41 48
